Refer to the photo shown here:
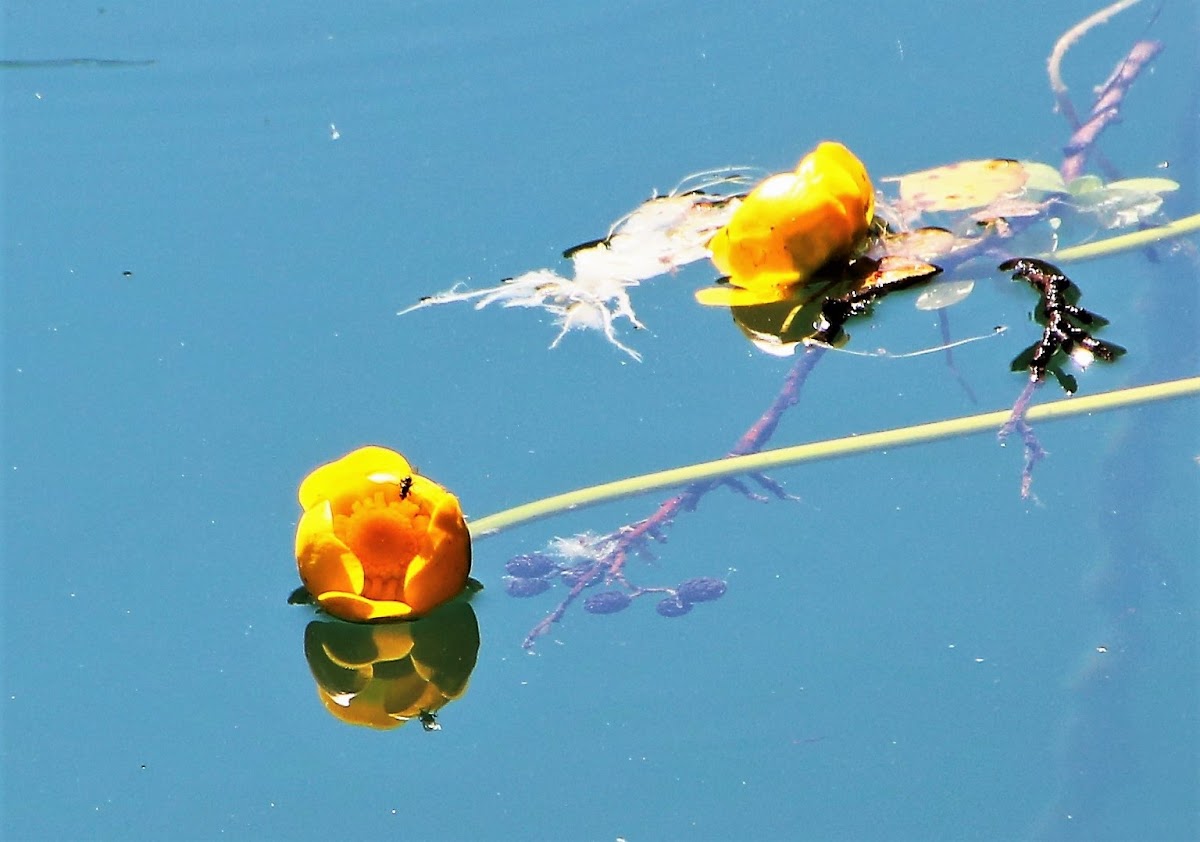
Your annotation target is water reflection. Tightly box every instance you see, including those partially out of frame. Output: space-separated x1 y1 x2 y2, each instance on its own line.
300 599 480 730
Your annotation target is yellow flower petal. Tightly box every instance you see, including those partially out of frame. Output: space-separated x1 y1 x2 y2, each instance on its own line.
295 502 365 596
317 592 416 622
705 141 874 293
318 683 404 729
403 495 471 615
694 284 795 308
298 446 412 510
377 664 434 714
368 624 417 662
386 681 448 719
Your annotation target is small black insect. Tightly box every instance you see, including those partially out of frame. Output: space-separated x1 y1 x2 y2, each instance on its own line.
418 709 440 731
399 476 413 500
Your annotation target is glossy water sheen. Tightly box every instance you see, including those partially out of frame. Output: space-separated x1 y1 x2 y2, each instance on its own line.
4 2 1197 839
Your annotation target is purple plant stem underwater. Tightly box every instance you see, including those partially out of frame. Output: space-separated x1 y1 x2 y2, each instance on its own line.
521 345 826 648
1060 39 1161 182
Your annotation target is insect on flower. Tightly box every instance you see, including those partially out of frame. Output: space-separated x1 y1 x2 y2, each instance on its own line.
418 710 441 732
293 446 471 622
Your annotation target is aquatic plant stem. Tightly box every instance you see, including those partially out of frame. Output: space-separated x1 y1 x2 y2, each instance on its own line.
1045 211 1200 263
1047 0 1143 124
469 375 1200 536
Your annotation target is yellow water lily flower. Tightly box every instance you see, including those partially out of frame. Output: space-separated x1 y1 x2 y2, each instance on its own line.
703 141 875 299
294 445 471 622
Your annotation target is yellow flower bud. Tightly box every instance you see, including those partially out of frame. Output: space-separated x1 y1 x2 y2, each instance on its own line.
705 142 875 296
294 446 471 622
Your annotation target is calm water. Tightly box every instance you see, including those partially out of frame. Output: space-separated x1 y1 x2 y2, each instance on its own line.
4 2 1197 840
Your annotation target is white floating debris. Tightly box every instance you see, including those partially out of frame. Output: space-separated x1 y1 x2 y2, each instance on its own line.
399 168 758 359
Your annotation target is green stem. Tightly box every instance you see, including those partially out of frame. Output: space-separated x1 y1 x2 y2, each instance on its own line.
469 375 1200 536
1046 211 1200 263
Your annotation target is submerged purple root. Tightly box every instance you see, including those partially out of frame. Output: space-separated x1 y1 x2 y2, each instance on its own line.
519 348 825 648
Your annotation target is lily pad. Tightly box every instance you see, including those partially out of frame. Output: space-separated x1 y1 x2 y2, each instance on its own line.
862 256 942 289
1067 174 1105 195
969 198 1046 222
1071 187 1167 228
1064 175 1179 228
1102 177 1179 195
1019 161 1070 195
876 227 960 261
886 159 1028 213
915 279 976 311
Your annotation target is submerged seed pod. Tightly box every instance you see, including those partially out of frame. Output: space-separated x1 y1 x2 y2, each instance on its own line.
655 596 693 618
504 553 558 579
505 577 551 598
675 577 728 604
584 591 632 615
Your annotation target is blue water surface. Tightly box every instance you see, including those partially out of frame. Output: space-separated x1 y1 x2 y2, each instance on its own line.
3 1 1197 840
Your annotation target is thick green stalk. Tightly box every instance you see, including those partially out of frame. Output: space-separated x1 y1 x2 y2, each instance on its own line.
469 376 1200 536
1047 211 1200 263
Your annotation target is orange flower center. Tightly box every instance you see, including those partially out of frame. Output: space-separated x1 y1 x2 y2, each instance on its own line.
332 489 430 602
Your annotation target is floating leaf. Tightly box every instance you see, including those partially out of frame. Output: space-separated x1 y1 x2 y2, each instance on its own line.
1067 174 1105 195
1065 174 1178 228
1072 187 1166 228
862 256 942 290
287 586 314 605
876 227 959 261
915 279 976 311
885 159 1028 213
970 198 1046 222
1019 161 1070 195
1102 177 1180 195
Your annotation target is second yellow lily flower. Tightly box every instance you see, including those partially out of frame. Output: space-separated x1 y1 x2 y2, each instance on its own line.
702 141 875 305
